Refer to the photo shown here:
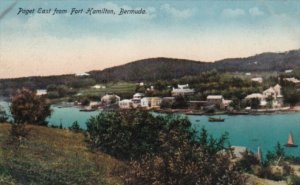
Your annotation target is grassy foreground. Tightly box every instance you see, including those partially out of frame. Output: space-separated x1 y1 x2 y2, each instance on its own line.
0 124 122 185
0 123 293 185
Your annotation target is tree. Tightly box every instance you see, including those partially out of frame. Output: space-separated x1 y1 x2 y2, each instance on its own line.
120 126 243 185
69 121 82 132
282 87 300 107
10 88 52 126
172 95 188 109
246 98 260 109
0 106 8 123
266 95 274 108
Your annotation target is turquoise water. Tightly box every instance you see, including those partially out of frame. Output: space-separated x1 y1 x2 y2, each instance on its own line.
1 101 299 157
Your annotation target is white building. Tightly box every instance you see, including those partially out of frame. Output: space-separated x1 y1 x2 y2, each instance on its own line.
36 89 47 96
207 95 224 109
285 69 293 73
101 94 120 105
251 77 263 83
171 84 195 96
133 93 145 99
245 84 283 108
141 97 151 108
284 77 300 84
75 72 90 77
245 93 266 107
92 85 106 89
141 97 163 109
119 99 133 109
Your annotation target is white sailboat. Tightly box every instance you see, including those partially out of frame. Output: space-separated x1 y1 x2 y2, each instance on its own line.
285 132 298 147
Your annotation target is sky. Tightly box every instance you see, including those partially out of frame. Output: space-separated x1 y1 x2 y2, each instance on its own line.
0 0 300 79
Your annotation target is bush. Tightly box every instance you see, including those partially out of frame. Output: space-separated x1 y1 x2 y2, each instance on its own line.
69 121 82 132
86 110 166 159
87 110 244 184
119 125 243 185
10 88 52 137
0 107 8 123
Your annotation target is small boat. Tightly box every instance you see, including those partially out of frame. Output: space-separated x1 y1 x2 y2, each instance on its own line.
208 117 225 122
195 120 200 122
285 132 298 147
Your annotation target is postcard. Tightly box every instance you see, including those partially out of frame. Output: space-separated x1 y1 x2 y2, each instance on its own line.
0 0 300 184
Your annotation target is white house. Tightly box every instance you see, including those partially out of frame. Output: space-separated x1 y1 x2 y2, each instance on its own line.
101 94 120 105
119 99 133 109
245 93 266 106
92 85 106 89
133 93 145 99
141 97 162 109
171 84 195 96
36 89 47 96
284 77 300 84
141 97 151 108
75 72 90 77
285 69 293 73
245 84 283 108
251 77 263 83
207 95 224 109
263 84 283 107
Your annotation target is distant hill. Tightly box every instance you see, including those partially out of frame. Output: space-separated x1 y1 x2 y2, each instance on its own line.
0 49 299 96
90 49 300 81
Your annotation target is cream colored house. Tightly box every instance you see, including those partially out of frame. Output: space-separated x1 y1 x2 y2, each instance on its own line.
119 99 133 109
141 97 162 109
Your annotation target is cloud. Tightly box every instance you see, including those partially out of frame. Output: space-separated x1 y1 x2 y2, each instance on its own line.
161 4 195 19
222 8 245 18
249 7 264 16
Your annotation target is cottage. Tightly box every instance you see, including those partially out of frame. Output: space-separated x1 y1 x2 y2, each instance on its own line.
133 93 145 99
251 77 263 83
141 97 151 108
92 85 106 89
101 94 120 105
36 89 47 96
171 84 194 96
75 72 90 77
284 77 300 84
245 84 283 108
207 95 224 109
245 93 266 107
285 69 293 73
141 97 162 109
119 99 133 109
150 97 162 108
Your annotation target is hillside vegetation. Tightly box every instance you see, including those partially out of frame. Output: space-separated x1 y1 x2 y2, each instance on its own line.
0 49 299 97
0 124 122 185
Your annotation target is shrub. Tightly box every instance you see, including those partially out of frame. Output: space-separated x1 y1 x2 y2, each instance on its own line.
69 121 82 132
10 88 52 126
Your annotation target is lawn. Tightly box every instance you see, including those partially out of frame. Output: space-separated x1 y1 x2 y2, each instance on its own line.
0 124 122 185
79 82 137 98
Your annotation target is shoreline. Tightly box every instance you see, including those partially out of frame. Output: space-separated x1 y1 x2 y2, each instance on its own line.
153 107 300 116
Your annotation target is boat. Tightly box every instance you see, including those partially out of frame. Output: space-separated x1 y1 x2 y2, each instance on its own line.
285 132 298 147
208 117 225 122
195 120 200 122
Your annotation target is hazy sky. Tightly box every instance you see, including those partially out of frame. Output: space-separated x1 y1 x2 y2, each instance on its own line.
0 0 300 79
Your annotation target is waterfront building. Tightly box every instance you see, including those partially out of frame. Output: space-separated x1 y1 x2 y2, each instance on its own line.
141 97 162 109
206 95 225 109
